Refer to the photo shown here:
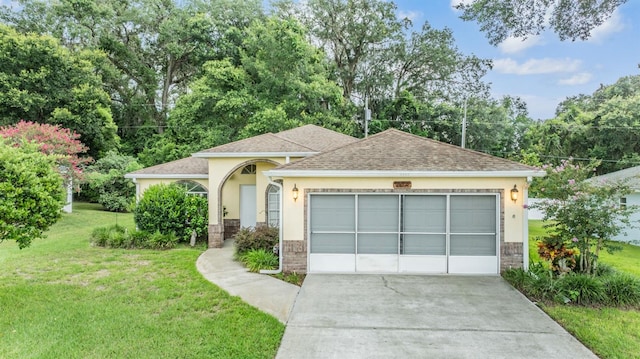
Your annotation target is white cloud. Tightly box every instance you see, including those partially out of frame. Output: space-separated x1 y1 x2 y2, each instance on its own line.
397 10 422 23
493 58 582 75
558 72 593 86
588 9 625 43
498 35 543 54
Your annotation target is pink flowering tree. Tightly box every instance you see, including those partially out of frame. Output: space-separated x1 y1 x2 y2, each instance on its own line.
531 159 635 275
0 121 92 188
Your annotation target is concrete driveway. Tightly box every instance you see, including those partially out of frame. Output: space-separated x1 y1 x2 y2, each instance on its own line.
276 274 598 359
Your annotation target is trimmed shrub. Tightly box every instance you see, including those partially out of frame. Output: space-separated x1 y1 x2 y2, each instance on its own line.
602 273 640 306
234 226 279 255
240 249 278 272
90 225 178 250
133 184 208 242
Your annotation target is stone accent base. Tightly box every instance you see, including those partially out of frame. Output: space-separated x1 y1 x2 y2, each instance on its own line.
208 224 224 248
501 242 524 272
223 219 240 240
283 241 307 273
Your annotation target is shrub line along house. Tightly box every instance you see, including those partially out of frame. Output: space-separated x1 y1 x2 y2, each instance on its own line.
126 125 544 274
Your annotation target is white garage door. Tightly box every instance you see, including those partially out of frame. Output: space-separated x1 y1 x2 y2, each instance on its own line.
309 193 499 274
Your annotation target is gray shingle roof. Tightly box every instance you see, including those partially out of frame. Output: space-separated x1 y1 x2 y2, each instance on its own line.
195 124 358 154
272 129 539 172
125 157 208 177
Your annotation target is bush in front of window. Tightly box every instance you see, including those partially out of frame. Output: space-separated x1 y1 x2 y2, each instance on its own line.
133 184 208 242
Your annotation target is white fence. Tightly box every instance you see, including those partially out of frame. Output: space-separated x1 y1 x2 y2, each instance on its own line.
527 198 545 220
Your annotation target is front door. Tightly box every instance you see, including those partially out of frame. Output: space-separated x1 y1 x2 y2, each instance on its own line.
240 185 257 228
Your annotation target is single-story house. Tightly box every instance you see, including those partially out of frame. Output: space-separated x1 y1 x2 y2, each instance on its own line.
126 124 544 274
589 165 640 244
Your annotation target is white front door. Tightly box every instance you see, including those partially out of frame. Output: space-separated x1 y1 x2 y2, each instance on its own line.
240 185 257 228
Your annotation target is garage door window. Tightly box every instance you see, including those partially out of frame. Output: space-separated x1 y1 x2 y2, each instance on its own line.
401 195 446 255
357 195 399 254
310 195 355 254
450 196 497 256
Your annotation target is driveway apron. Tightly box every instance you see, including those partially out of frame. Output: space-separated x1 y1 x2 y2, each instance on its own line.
276 274 598 359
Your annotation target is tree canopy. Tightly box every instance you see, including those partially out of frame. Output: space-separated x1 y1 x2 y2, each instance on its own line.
455 0 627 45
0 24 118 157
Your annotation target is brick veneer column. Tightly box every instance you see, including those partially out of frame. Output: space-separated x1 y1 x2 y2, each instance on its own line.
283 241 307 273
501 242 524 272
208 224 224 248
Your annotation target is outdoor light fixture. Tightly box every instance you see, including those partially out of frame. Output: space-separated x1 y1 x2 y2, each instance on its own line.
292 184 299 202
510 185 519 203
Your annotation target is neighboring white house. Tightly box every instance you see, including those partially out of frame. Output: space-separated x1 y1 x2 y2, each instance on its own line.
589 166 640 244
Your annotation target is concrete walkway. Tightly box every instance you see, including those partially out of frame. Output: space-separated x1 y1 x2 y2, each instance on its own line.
195 239 300 323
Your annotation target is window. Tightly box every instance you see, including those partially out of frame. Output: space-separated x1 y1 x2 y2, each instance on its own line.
267 184 280 227
175 180 208 198
620 197 627 209
241 164 256 174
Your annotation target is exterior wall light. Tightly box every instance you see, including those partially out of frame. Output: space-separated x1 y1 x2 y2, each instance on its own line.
510 185 519 203
292 184 299 202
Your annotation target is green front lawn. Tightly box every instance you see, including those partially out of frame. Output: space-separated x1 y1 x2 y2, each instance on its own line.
528 220 640 359
0 203 284 359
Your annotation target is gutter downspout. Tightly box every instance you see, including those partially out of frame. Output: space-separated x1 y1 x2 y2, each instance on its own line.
523 176 532 271
260 178 283 274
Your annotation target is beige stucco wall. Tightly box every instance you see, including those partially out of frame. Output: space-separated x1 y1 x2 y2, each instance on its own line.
207 157 294 225
135 178 209 199
280 176 530 244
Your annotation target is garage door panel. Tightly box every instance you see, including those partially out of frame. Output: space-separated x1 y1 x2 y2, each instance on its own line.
356 254 398 272
310 254 355 272
403 196 446 232
449 256 498 274
450 234 496 256
358 195 399 232
402 234 446 255
310 195 355 232
357 233 398 254
399 255 446 273
450 196 496 233
310 233 355 254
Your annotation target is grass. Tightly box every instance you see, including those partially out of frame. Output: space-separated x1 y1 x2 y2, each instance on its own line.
528 220 640 359
0 203 284 359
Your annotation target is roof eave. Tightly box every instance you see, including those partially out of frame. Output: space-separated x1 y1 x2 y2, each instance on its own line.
124 174 209 179
263 170 546 178
192 151 317 158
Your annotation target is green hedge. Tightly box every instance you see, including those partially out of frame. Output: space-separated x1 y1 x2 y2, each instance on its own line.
133 184 207 242
90 225 178 250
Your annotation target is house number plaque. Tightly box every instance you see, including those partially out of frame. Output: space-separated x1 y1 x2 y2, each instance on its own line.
393 181 412 189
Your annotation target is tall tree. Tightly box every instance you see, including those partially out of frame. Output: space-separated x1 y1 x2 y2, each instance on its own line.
0 24 118 157
524 75 640 173
141 17 351 165
455 0 627 45
276 0 492 137
1 0 264 154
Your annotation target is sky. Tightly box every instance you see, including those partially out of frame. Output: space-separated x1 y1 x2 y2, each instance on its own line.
393 1 640 120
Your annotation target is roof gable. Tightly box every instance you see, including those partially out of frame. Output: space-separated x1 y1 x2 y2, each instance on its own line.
270 129 539 174
194 124 357 156
274 124 359 151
